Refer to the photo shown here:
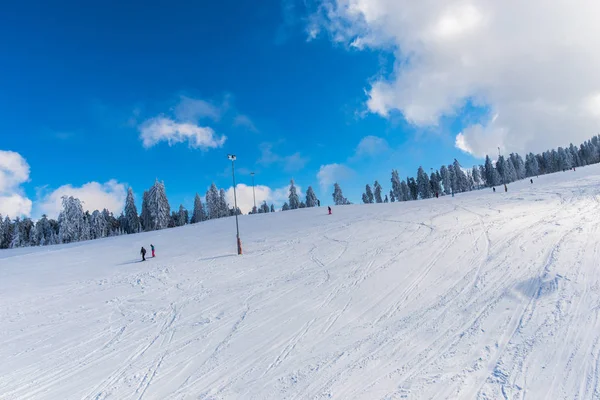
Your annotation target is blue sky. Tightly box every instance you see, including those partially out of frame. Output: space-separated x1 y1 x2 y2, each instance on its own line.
0 0 519 218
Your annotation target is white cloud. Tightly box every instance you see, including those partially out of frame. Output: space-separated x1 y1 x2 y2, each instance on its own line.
311 0 600 157
354 135 389 158
37 180 127 218
317 163 353 190
0 150 32 218
173 96 222 122
225 183 301 214
258 143 309 172
139 117 226 150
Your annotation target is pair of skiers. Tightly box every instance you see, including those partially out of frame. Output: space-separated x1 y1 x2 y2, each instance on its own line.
140 244 155 261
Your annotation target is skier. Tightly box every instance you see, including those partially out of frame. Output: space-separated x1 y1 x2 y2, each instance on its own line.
493 187 496 192
504 184 508 192
328 206 332 215
140 246 147 262
151 244 155 258
435 192 439 198
318 200 321 207
530 179 533 184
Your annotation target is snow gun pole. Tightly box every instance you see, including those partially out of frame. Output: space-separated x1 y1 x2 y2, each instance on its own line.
228 154 242 255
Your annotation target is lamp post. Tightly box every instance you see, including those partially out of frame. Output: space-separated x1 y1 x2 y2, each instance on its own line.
251 172 256 214
228 154 242 255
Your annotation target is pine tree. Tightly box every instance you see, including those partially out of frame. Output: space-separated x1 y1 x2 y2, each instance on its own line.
58 196 86 244
332 183 350 205
362 193 369 204
270 204 275 213
124 188 140 234
452 159 469 192
400 180 410 201
219 189 229 218
472 165 482 188
416 167 431 199
191 193 206 223
140 191 150 231
440 165 451 195
260 201 270 213
430 171 441 196
391 170 402 200
384 195 389 203
373 181 383 203
142 180 171 230
305 186 318 208
206 184 220 220
364 184 374 203
282 202 290 211
408 177 418 200
288 179 300 210
176 204 187 226
1 216 13 249
389 189 396 202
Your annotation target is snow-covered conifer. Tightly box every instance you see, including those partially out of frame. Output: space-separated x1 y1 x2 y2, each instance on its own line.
124 188 140 234
282 202 290 211
374 181 383 203
58 196 86 244
288 180 300 210
332 183 350 205
416 167 431 199
440 165 451 195
191 193 206 223
305 186 318 208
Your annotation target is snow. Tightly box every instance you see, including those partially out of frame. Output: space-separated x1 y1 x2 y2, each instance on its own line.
2 166 600 399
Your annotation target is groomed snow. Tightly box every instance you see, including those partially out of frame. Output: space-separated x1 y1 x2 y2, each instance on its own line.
2 165 600 399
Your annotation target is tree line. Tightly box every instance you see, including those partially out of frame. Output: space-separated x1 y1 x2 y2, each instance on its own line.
359 136 600 204
2 135 599 249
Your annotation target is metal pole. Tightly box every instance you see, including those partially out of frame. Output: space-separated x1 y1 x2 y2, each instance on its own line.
251 172 256 213
229 155 242 255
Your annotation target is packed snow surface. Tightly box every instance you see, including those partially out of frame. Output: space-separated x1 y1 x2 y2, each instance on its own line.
3 166 600 399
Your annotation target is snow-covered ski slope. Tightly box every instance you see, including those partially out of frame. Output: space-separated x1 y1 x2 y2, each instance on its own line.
3 167 600 400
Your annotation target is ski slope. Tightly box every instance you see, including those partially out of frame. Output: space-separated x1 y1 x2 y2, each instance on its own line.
2 166 600 399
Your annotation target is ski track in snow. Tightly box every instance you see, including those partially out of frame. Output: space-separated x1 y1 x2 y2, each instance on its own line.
2 167 600 399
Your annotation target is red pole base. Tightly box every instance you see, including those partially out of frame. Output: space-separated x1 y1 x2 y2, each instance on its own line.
237 237 243 255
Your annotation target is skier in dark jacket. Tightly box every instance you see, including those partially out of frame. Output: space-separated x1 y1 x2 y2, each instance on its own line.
151 244 155 258
530 179 533 184
493 187 496 192
141 247 147 261
328 206 332 215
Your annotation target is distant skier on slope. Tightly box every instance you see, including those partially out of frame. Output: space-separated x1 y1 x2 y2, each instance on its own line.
493 187 496 192
328 206 332 215
140 247 147 262
151 244 155 258
504 184 508 192
530 179 533 184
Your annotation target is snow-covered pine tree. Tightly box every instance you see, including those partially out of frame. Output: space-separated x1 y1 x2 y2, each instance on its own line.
332 183 350 205
416 167 431 199
270 204 275 213
452 159 469 192
124 188 140 234
374 181 383 203
362 193 369 204
90 210 108 239
364 184 374 203
10 218 22 248
191 193 206 223
260 201 270 213
178 204 188 226
440 165 451 195
288 179 300 210
282 202 290 211
384 195 389 203
400 180 410 201
472 165 482 189
144 180 171 230
430 171 440 195
391 170 402 200
407 177 418 200
58 196 86 244
219 189 229 218
1 216 13 249
140 191 150 231
206 184 220 220
305 186 318 208
389 189 396 202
